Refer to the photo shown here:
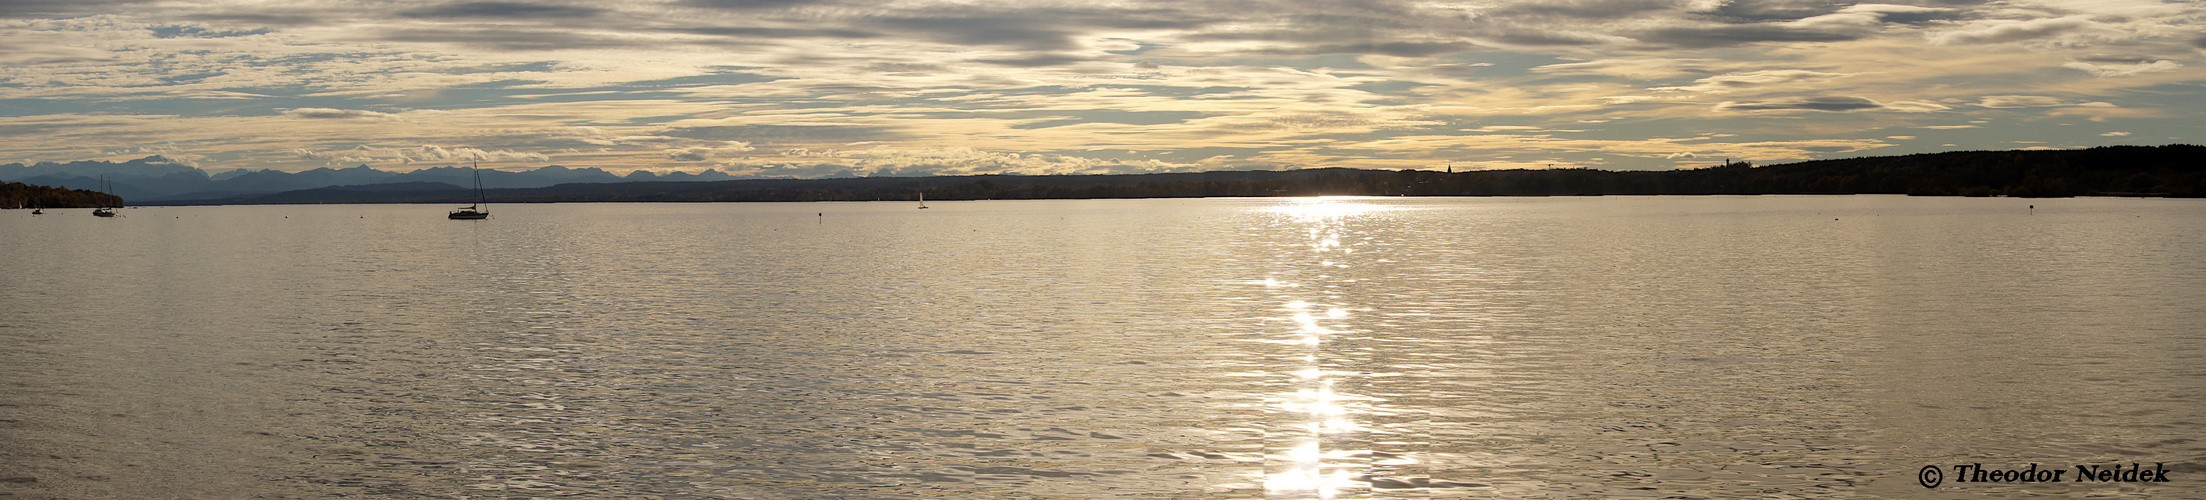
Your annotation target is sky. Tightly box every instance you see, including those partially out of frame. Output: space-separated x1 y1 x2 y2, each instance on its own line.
1 0 2201 177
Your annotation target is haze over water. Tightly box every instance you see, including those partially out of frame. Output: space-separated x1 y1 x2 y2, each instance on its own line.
2 196 2201 499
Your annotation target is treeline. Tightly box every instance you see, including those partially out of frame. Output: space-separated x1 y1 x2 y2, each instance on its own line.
2 182 124 208
908 145 2204 200
1666 145 2206 197
540 145 2199 202
140 145 2206 205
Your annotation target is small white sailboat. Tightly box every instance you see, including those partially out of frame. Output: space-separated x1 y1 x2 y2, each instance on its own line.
917 190 929 209
92 176 118 217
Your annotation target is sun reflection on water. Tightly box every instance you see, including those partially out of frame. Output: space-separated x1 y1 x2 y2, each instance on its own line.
1268 197 1392 221
1259 197 1395 499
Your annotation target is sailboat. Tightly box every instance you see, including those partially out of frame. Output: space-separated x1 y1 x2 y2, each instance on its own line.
917 190 929 209
448 163 490 220
92 176 118 217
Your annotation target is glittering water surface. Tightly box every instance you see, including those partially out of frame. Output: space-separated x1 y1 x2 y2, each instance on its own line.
2 196 2202 499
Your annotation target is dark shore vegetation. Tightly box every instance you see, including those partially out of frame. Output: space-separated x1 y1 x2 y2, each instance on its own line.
141 145 2206 205
3 182 124 208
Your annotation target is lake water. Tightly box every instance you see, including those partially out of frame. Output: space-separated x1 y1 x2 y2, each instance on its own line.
2 196 2202 499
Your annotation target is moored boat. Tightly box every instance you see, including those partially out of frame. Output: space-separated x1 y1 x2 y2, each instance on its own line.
449 163 490 220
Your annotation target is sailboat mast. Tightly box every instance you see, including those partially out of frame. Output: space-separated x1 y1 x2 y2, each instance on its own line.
474 162 486 209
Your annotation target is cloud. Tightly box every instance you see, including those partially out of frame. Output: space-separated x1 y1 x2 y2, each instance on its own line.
1704 0 1847 22
176 11 326 26
859 8 1210 51
295 144 549 165
1927 16 2106 46
1636 21 1867 49
282 108 404 120
1977 95 2065 108
0 44 113 65
660 124 904 144
676 0 836 11
1719 96 1883 111
0 0 152 19
1484 0 1684 21
374 28 647 51
2100 131 2129 137
1881 100 1952 113
870 15 1077 50
124 90 271 100
1666 151 1696 158
1837 4 1962 25
1651 70 1850 93
0 115 145 140
0 0 2199 175
148 25 270 38
725 145 1239 177
973 54 1089 67
1294 41 1481 58
399 2 605 19
863 62 942 74
2063 60 2181 78
428 61 563 74
1485 30 1630 47
663 142 756 161
1530 57 1719 79
1714 96 1946 112
670 26 882 40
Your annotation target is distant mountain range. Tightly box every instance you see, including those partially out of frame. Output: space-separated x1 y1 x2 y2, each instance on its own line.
7 145 2203 206
0 157 742 203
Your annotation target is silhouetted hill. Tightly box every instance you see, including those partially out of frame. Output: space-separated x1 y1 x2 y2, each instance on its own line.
85 145 2206 206
3 182 124 209
1719 146 2203 197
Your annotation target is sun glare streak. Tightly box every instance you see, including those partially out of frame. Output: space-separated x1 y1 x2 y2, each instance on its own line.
1261 197 1397 499
1266 441 1354 500
1269 198 1391 221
